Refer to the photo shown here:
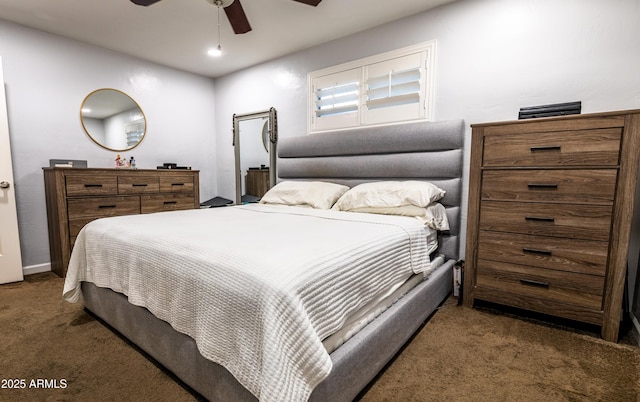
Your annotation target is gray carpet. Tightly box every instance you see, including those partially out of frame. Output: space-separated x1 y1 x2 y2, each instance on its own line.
1 272 639 401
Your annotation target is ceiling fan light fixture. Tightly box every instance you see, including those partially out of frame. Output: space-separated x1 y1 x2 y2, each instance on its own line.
134 0 324 58
208 45 223 57
206 0 233 6
207 0 224 57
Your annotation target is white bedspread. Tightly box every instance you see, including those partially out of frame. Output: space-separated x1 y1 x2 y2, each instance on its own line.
63 204 431 402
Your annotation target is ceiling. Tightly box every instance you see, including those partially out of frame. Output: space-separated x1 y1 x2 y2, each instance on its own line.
0 0 454 78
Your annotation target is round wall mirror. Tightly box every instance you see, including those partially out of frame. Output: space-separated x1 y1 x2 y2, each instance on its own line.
80 88 146 151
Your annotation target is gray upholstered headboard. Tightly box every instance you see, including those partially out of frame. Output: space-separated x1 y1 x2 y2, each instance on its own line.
277 119 465 261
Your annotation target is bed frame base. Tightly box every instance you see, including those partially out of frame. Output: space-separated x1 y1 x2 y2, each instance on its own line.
81 260 453 401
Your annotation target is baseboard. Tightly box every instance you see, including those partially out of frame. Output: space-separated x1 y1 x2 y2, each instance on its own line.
23 262 51 276
632 313 640 347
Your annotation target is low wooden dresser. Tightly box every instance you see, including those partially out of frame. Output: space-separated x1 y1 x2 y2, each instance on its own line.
43 167 200 277
463 109 640 342
245 168 270 198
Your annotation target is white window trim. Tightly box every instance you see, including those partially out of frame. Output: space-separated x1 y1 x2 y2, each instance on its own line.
308 40 436 134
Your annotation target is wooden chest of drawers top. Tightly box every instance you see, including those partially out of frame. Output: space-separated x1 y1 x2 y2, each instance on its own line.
481 127 622 167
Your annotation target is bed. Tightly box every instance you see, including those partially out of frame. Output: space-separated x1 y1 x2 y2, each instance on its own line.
63 119 465 401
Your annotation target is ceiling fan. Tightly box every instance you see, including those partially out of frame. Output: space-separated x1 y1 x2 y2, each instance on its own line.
130 0 323 35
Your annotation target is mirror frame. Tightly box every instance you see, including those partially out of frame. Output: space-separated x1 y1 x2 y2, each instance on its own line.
80 88 147 152
233 108 277 205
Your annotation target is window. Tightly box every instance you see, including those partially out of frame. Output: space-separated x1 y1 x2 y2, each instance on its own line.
312 68 360 130
309 41 436 133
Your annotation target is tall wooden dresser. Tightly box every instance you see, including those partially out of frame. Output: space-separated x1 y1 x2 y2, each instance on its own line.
463 109 640 342
43 168 200 277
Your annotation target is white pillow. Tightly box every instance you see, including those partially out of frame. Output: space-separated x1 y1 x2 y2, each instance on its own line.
259 181 350 209
418 203 450 231
346 203 450 231
332 181 446 211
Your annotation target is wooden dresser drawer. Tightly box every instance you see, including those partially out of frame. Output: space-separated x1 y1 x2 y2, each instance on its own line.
66 175 117 196
118 175 160 194
67 196 140 219
477 231 608 276
479 201 612 241
483 128 622 167
140 194 195 213
481 169 617 204
159 175 195 193
476 259 604 310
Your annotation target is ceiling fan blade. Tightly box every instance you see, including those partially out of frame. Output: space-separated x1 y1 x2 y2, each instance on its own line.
291 0 323 6
224 0 252 34
130 0 163 6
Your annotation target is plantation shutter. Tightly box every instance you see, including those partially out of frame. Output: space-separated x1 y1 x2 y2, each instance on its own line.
312 68 360 131
363 52 426 125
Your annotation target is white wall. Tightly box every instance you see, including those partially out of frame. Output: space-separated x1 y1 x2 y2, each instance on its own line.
213 0 640 310
0 19 217 271
214 0 640 252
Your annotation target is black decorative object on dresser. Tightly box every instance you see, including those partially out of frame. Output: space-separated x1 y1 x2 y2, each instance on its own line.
463 109 640 342
43 167 200 277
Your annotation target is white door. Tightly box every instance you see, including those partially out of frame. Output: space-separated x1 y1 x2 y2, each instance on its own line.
0 56 24 283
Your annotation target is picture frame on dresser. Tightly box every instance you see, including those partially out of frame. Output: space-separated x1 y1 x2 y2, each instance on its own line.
463 109 640 342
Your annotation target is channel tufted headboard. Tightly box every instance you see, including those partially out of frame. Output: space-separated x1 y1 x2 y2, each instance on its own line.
277 119 465 261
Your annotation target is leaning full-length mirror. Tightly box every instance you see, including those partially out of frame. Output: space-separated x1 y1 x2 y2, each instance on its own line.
80 88 146 152
233 108 277 205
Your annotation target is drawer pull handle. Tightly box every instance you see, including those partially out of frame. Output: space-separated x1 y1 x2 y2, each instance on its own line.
523 247 552 256
132 183 148 187
527 183 558 190
171 183 185 186
525 216 555 223
84 184 103 188
519 279 550 288
98 205 117 209
530 145 561 152
164 201 177 205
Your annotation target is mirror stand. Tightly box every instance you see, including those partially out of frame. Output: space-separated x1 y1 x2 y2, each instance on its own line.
233 108 277 205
